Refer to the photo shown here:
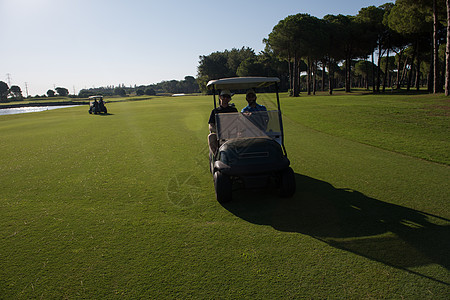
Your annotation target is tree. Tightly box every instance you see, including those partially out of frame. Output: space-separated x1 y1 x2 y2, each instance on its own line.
355 60 376 89
161 80 178 93
257 51 289 76
297 15 328 95
356 4 398 93
380 56 396 90
47 89 55 97
10 85 23 100
0 81 8 102
357 6 383 92
197 48 259 92
55 87 69 96
226 47 256 74
181 76 199 93
265 14 322 96
145 88 156 96
265 15 300 96
434 0 439 93
405 0 447 93
114 87 126 96
388 0 446 92
322 15 346 94
184 76 196 84
197 52 230 92
388 1 428 91
323 14 366 93
446 0 450 95
236 58 265 77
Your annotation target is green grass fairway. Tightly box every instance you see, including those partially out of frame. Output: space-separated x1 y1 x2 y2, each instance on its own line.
1 94 449 298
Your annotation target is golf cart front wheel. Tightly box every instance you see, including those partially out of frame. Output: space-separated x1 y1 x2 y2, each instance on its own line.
279 167 296 197
214 171 232 203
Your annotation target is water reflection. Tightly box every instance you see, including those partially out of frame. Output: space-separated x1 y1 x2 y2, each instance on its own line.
0 105 80 116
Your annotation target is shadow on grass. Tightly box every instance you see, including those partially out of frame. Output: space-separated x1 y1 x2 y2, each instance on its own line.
223 173 450 285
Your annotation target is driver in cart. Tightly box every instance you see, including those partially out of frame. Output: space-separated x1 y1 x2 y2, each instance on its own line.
241 89 269 131
241 89 267 113
207 89 238 157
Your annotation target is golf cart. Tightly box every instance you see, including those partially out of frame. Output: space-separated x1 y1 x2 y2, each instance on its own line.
88 95 107 114
207 77 296 203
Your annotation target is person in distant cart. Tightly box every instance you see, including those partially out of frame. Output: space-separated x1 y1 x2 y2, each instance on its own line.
93 99 99 113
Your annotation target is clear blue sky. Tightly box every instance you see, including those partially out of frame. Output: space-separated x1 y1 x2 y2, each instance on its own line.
1 0 392 96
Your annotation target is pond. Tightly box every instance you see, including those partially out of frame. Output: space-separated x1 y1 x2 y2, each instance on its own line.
0 105 81 116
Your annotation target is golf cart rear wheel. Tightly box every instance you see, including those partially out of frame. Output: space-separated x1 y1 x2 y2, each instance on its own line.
214 171 232 203
279 167 296 197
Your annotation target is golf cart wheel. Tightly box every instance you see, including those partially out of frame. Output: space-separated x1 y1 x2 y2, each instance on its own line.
214 171 232 203
279 167 296 197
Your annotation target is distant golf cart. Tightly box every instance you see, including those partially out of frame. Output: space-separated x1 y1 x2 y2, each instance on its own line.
88 95 107 114
207 77 296 203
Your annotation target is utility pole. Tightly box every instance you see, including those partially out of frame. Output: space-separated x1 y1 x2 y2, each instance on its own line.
6 73 11 86
25 82 29 98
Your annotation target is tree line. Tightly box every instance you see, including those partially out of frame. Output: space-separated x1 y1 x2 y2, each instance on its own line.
197 0 450 96
0 82 71 101
77 76 199 98
3 1 448 101
0 76 200 102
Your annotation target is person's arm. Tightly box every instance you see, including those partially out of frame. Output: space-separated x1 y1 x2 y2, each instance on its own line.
208 109 217 133
209 123 216 133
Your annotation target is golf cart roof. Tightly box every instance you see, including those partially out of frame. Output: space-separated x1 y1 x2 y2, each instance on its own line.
88 95 103 99
207 77 280 90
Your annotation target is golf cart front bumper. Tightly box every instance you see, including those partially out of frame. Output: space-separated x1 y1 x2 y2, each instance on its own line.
214 157 290 176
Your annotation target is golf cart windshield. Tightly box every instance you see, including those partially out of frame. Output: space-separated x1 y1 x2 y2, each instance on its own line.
216 110 282 144
89 96 103 103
